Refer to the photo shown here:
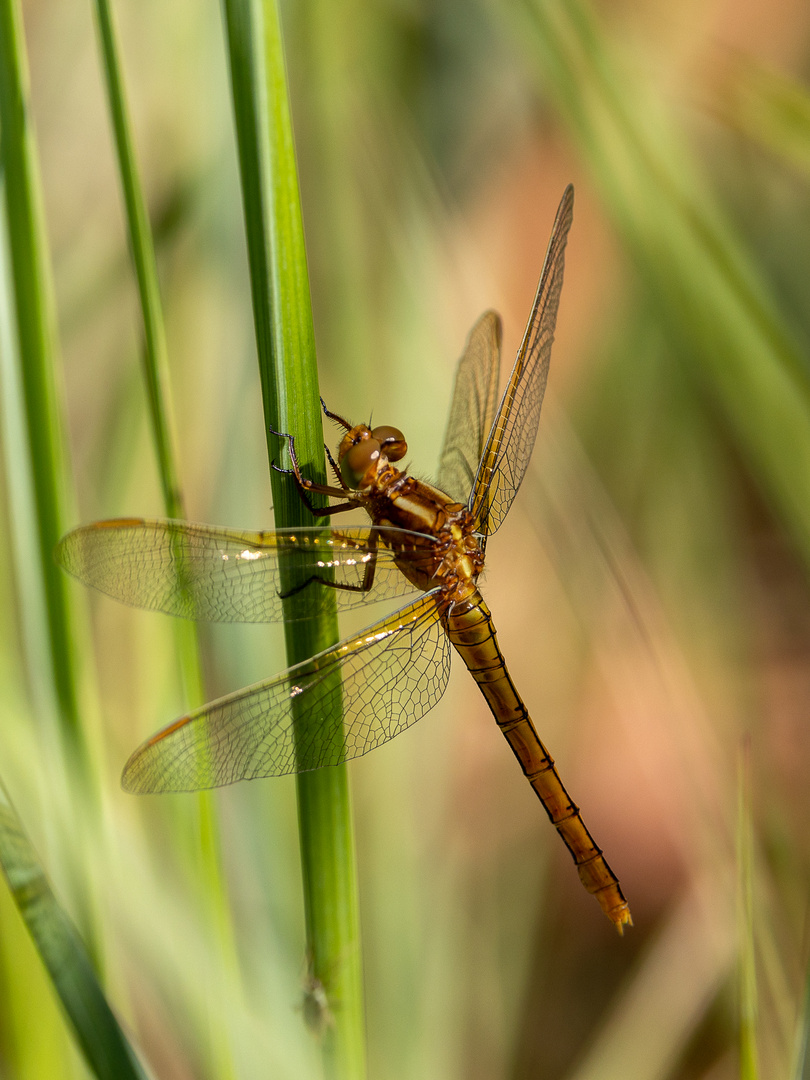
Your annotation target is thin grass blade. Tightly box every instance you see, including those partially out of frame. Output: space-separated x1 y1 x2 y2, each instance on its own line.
790 951 810 1080
0 0 85 764
89 5 240 1075
514 0 810 574
716 57 810 180
91 0 185 523
0 779 147 1080
738 740 760 1080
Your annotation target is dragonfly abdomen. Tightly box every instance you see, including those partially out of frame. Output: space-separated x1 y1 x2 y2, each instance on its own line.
445 592 632 933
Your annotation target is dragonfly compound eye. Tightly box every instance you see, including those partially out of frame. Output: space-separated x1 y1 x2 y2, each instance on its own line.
340 438 381 489
371 425 407 462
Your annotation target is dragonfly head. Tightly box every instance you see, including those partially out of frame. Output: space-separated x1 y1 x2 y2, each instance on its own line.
338 424 407 489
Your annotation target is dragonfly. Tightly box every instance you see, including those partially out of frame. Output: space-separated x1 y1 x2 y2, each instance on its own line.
57 185 631 932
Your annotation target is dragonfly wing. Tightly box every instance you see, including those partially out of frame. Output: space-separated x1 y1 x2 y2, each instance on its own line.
469 186 574 537
56 520 431 622
122 592 449 792
436 311 502 504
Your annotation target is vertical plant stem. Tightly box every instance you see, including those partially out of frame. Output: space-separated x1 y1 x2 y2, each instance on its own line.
0 0 85 766
90 4 237 1076
790 958 810 1080
738 739 759 1080
91 0 206 708
0 0 102 982
221 0 366 1075
91 0 208 734
92 0 185 523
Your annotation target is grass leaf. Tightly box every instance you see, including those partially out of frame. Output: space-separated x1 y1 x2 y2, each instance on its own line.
0 779 146 1080
222 0 366 1074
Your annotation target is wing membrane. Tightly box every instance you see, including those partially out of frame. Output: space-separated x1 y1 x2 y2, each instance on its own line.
436 311 501 504
470 186 574 536
122 592 449 792
56 519 434 622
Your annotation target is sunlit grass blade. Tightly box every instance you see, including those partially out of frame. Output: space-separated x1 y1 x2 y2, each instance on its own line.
515 0 810 574
89 0 210 723
715 56 810 179
90 5 239 1076
221 0 366 1076
0 779 146 1080
0 0 85 764
738 740 759 1080
90 0 209 741
91 0 185 523
790 953 810 1080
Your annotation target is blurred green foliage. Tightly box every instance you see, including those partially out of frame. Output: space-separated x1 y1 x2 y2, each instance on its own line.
1 0 810 1077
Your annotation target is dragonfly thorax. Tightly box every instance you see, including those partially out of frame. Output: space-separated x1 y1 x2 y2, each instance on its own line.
370 475 485 600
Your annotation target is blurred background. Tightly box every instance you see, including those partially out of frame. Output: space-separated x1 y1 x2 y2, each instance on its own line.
2 0 810 1076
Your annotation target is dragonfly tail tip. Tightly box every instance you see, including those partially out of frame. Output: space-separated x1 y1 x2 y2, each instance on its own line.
611 907 633 936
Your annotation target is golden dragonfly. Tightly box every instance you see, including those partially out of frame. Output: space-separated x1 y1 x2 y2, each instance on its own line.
57 185 631 932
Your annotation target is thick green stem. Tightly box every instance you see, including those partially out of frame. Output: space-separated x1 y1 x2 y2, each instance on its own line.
221 0 366 1075
0 0 84 765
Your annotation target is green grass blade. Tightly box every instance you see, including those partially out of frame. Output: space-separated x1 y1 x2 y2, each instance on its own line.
0 0 85 761
790 953 810 1080
717 57 810 180
89 7 239 1076
91 0 209 723
91 0 186 523
89 0 211 774
516 0 810 574
738 741 759 1080
221 1 366 1076
0 779 146 1080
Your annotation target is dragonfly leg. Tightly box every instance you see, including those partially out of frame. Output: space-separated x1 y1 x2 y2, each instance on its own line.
268 426 319 489
299 498 358 516
324 444 344 487
277 531 379 599
359 529 379 591
320 397 352 430
269 425 356 511
271 462 358 517
279 574 371 600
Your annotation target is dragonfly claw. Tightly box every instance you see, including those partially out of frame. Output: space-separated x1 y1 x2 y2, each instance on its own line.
270 459 294 476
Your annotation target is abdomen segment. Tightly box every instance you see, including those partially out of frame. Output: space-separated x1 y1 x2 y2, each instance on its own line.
445 592 632 933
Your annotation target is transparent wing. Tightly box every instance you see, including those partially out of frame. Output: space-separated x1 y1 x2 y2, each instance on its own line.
56 519 434 622
122 592 449 792
470 185 574 537
436 311 502 504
